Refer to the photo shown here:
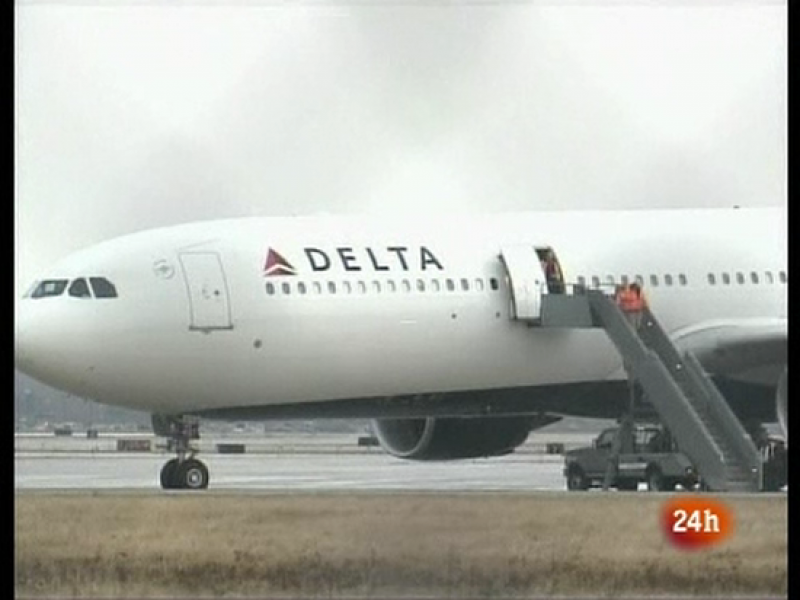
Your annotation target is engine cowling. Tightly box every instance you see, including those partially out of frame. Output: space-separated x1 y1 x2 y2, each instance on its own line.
371 416 533 460
777 368 787 442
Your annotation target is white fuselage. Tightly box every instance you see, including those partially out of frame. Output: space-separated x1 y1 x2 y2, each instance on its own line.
15 207 787 416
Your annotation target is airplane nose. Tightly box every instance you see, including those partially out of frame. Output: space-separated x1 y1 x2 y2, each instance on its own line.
15 298 75 387
15 303 30 370
15 301 49 377
15 294 97 397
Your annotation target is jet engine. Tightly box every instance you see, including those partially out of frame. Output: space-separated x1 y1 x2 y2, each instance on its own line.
777 368 787 442
371 416 533 460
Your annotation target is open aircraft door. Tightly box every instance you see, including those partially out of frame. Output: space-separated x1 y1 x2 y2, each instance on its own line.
499 246 550 321
179 252 233 331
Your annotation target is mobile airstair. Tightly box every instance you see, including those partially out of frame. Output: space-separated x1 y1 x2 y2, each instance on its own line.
535 287 762 492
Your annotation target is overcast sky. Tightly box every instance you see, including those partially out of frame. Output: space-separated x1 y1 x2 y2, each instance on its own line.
15 1 786 295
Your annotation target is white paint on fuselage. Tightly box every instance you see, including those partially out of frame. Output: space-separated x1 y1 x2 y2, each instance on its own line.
16 207 787 415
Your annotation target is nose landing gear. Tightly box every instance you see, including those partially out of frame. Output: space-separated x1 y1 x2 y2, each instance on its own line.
152 414 210 490
160 456 209 490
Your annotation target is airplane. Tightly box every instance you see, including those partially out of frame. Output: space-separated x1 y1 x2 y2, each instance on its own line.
15 206 787 489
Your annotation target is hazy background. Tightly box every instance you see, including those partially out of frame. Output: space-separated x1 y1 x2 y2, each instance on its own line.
15 1 786 296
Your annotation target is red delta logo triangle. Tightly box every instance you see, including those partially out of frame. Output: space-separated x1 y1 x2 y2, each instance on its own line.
264 248 297 276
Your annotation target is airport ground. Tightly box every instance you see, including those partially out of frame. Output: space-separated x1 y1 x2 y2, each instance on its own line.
15 432 788 598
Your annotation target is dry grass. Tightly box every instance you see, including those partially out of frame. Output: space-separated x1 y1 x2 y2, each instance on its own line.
15 492 787 598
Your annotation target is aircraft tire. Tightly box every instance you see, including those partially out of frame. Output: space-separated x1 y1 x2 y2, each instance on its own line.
160 458 180 490
175 458 210 490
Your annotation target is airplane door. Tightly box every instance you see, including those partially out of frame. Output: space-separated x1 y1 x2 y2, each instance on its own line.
499 245 548 320
178 252 233 330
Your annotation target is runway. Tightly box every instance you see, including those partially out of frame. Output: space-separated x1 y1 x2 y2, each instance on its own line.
14 452 567 491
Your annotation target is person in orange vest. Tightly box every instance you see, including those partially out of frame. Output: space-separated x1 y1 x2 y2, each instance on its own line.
627 282 647 329
616 282 646 329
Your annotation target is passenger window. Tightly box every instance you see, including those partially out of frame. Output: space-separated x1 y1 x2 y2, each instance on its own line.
328 281 337 294
490 278 499 291
649 275 659 287
298 282 307 295
765 272 774 284
736 272 745 285
342 281 352 295
779 271 787 283
357 281 367 294
664 274 673 286
620 275 629 285
634 275 644 285
372 281 381 293
722 273 731 285
707 273 716 285
591 276 600 288
750 272 759 284
387 280 397 293
416 279 425 292
281 282 291 295
401 279 411 293
431 279 440 292
605 275 615 286
313 282 322 295
68 278 92 298
446 279 455 292
89 277 117 298
474 279 484 292
678 274 687 286
576 276 586 288
461 278 470 291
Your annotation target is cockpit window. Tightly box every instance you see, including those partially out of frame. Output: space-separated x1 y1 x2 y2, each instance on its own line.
31 279 69 298
68 278 92 298
90 277 118 298
23 280 40 298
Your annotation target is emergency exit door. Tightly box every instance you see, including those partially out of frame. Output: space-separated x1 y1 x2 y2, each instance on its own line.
179 252 233 330
499 245 549 321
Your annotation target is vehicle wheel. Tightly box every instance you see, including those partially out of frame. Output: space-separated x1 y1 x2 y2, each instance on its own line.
646 467 664 492
663 478 679 491
617 480 638 491
175 458 209 490
160 458 179 490
566 467 588 491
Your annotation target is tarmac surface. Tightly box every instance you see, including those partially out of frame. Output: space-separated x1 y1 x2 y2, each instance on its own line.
15 431 591 492
15 431 788 494
14 452 567 491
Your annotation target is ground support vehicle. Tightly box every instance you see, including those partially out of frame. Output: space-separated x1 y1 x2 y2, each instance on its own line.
563 424 698 491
